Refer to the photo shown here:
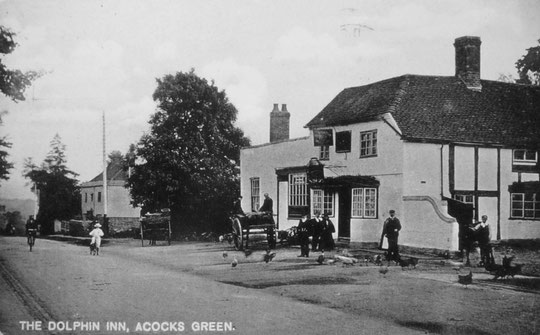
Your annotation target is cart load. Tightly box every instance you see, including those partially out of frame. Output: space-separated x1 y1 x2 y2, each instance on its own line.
230 212 276 250
140 209 171 246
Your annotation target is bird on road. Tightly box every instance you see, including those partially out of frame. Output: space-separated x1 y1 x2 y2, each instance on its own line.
317 253 325 265
222 251 228 259
263 249 276 263
244 249 253 258
379 265 389 276
231 258 238 268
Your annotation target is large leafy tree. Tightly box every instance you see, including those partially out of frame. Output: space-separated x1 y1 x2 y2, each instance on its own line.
23 134 81 234
0 26 39 185
0 112 13 183
1 26 39 102
516 38 540 86
127 69 250 233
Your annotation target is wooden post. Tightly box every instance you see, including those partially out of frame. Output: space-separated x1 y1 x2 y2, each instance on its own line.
140 221 144 247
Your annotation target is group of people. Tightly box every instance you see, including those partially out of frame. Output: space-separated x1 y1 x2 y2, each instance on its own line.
237 194 493 266
297 211 335 257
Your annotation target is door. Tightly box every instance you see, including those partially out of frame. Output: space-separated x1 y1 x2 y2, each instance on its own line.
338 188 351 240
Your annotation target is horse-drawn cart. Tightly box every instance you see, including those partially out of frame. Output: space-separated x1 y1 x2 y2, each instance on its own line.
230 212 276 250
140 209 171 246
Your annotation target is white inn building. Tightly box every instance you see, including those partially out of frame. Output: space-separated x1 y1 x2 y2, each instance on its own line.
239 36 540 251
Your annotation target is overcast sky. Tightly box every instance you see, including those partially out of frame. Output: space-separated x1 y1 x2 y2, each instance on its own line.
1 0 539 200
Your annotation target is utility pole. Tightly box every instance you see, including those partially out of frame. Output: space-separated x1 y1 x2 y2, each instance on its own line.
102 111 108 217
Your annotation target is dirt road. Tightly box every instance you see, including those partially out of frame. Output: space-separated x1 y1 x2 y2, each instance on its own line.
0 236 427 335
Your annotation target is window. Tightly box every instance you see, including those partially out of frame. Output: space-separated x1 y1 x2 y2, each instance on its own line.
453 194 474 205
312 189 334 216
336 131 351 153
98 192 102 202
513 149 537 165
511 193 540 219
289 174 308 206
351 188 377 218
360 130 377 157
319 146 329 160
289 173 308 217
250 178 260 211
90 193 94 202
85 193 88 203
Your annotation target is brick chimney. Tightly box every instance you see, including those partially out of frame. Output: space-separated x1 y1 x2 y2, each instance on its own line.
270 103 290 143
454 36 482 91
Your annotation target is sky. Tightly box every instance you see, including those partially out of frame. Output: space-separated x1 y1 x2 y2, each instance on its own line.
0 0 539 200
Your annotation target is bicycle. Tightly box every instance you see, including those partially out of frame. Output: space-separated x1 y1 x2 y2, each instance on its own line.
27 229 37 252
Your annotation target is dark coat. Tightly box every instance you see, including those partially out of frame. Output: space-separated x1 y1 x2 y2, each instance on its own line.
383 216 401 240
259 197 273 214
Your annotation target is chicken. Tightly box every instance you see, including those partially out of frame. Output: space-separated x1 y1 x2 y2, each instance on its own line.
397 257 419 270
457 271 473 287
378 265 389 276
231 258 238 267
263 249 276 263
374 254 383 266
222 251 228 259
317 254 325 265
244 249 253 258
219 235 224 243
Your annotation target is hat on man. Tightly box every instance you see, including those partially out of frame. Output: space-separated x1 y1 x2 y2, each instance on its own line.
94 223 102 228
389 210 395 214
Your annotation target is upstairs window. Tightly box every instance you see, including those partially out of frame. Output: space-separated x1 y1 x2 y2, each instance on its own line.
319 146 330 160
360 130 377 157
513 149 537 165
250 178 260 211
98 192 102 202
85 193 88 203
336 131 351 153
512 149 538 172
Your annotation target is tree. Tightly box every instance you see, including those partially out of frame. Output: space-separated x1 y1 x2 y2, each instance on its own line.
23 134 81 234
0 26 39 102
127 69 250 233
0 112 13 183
516 39 540 85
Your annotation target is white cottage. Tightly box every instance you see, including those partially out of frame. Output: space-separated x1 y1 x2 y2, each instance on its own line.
240 36 540 251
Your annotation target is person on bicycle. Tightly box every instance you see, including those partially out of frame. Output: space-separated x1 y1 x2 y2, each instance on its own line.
26 215 38 235
26 216 38 250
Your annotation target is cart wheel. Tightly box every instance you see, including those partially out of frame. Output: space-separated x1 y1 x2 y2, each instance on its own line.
267 227 276 249
231 217 243 251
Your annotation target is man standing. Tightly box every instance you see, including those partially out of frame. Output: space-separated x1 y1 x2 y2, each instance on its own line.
473 215 492 266
383 210 401 263
258 193 273 214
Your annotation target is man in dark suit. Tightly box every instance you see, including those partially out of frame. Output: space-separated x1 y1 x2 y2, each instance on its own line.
382 210 401 262
258 193 273 214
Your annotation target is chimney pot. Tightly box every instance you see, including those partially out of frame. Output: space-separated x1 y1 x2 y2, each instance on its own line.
454 36 482 91
270 103 290 143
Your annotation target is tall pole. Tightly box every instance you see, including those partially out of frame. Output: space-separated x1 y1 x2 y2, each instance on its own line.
102 111 108 216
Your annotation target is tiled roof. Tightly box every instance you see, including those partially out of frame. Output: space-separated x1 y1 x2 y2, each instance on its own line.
90 161 128 182
305 75 540 147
